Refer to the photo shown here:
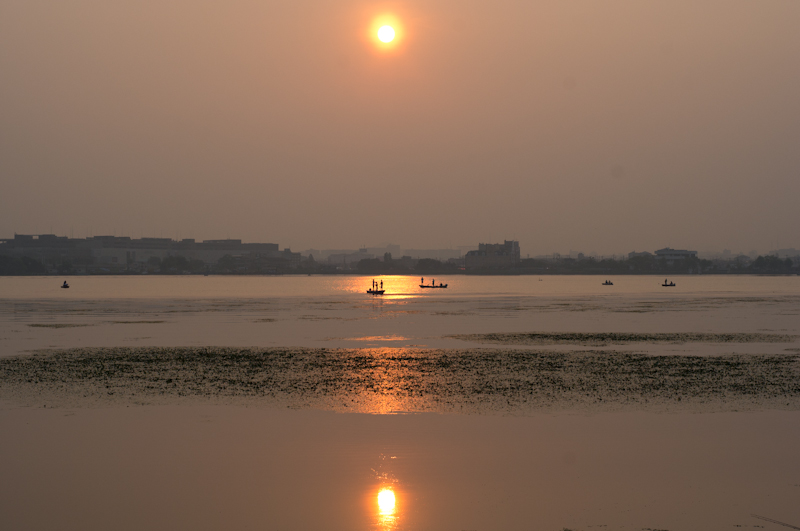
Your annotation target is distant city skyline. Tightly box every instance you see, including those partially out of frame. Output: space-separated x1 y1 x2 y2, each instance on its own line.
3 230 796 260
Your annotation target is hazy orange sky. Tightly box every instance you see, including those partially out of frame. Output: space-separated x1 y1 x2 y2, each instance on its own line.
2 0 799 255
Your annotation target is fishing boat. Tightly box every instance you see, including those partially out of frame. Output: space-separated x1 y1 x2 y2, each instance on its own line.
419 277 447 289
61 281 70 289
602 280 613 286
662 279 676 287
367 279 385 295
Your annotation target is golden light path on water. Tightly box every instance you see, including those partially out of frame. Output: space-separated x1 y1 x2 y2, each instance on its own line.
378 488 396 513
376 487 398 529
343 275 450 300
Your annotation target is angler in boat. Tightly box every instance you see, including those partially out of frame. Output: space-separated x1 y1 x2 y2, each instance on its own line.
662 279 676 287
367 278 385 295
61 281 70 289
419 278 448 289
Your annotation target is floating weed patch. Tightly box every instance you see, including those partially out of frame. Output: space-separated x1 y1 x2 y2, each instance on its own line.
108 320 166 325
27 323 91 329
449 332 798 345
343 335 410 342
0 347 798 413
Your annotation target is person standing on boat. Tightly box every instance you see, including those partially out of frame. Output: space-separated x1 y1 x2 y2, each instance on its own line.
380 280 383 289
421 277 424 285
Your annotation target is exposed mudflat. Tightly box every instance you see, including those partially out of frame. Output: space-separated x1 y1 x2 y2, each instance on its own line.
1 347 798 413
450 331 798 346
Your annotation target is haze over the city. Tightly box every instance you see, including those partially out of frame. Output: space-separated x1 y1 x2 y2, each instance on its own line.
2 0 799 256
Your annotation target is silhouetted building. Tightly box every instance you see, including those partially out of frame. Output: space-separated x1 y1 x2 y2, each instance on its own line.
464 240 520 270
326 249 375 269
771 248 800 259
402 248 462 261
0 234 295 274
654 248 697 261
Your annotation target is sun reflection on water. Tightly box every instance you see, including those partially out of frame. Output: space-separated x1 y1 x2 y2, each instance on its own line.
378 488 395 514
342 275 451 300
376 487 398 529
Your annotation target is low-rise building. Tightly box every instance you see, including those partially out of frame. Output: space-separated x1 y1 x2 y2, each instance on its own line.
464 240 520 270
0 234 297 273
654 248 698 262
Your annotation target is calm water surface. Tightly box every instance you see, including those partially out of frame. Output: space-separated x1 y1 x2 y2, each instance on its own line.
2 275 799 356
2 274 799 299
2 275 800 531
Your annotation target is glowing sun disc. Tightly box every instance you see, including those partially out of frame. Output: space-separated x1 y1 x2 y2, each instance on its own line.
377 25 395 43
377 489 396 513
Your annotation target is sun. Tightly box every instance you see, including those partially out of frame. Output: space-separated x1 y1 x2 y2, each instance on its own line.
377 25 395 43
369 14 403 49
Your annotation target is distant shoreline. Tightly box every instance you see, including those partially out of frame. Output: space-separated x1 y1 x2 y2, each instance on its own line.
1 271 797 277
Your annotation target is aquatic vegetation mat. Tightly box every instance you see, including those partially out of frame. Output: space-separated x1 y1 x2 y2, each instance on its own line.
1 347 799 413
26 323 92 329
450 332 798 346
107 320 166 324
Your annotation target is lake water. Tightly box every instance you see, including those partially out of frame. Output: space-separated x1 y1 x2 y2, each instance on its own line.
1 275 799 531
3 273 800 299
2 274 799 356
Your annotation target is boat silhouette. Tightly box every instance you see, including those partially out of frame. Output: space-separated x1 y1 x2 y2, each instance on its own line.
367 279 385 295
419 277 448 289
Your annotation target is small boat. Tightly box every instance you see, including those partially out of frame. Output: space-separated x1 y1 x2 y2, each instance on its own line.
602 280 613 286
662 279 676 287
367 279 385 295
419 278 448 289
60 281 70 289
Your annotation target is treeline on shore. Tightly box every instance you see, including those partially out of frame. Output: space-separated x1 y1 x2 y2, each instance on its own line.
356 254 796 275
1 252 796 276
